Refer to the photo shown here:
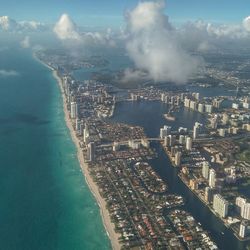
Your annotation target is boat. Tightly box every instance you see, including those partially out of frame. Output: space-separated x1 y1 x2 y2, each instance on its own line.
164 113 176 121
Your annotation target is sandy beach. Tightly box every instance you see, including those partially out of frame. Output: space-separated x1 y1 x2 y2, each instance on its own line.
51 70 121 250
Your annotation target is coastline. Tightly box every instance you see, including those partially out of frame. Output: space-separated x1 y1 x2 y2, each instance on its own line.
34 53 121 250
52 70 121 250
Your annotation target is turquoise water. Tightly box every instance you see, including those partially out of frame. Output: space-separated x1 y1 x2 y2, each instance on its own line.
0 48 111 250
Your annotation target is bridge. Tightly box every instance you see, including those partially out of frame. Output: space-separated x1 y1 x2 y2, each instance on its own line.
96 132 250 148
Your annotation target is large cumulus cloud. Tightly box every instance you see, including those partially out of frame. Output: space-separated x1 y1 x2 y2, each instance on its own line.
125 1 200 84
53 14 115 48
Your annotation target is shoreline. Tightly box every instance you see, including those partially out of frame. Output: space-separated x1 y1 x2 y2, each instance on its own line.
52 70 121 250
34 52 121 250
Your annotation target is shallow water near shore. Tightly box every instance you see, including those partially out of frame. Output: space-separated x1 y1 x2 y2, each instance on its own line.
0 48 111 250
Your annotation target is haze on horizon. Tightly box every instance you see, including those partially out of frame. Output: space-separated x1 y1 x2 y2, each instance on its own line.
1 0 250 84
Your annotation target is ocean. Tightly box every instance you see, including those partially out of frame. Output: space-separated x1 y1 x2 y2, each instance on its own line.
0 47 111 250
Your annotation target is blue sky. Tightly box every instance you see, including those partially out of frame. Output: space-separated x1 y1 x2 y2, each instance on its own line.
1 0 250 27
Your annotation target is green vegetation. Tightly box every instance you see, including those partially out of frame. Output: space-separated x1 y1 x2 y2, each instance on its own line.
235 137 250 163
236 150 250 163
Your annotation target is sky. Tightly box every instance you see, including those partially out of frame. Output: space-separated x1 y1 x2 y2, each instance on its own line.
1 0 250 27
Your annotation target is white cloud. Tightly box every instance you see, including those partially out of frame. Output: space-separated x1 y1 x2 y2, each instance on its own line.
20 36 30 48
0 16 47 32
54 14 81 41
0 69 19 77
243 16 250 32
0 16 18 31
53 13 116 50
125 0 199 84
120 68 150 83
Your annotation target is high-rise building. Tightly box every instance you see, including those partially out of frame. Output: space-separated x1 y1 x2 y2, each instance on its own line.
70 102 78 119
239 220 250 238
232 103 239 109
205 104 213 113
202 161 210 179
161 93 166 102
241 203 250 220
179 135 185 145
75 118 81 131
164 136 170 147
160 125 171 139
175 151 182 167
219 128 226 137
83 123 89 143
87 142 95 162
193 92 200 100
236 197 246 213
198 103 205 113
210 115 218 129
222 113 229 125
204 187 213 203
190 100 197 110
193 122 202 139
209 169 216 188
212 99 222 109
186 137 192 151
184 98 190 108
213 194 229 218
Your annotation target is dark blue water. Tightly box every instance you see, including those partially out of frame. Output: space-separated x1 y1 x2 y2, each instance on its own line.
0 47 111 250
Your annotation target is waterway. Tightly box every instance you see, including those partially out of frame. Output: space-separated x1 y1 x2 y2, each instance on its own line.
111 100 248 250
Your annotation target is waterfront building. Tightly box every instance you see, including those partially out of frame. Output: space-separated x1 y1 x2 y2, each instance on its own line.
243 102 250 109
210 115 218 129
79 122 84 136
87 142 95 162
179 135 185 145
239 220 250 238
212 99 222 109
204 187 213 203
190 100 197 110
176 96 180 106
198 103 205 113
193 92 200 100
178 127 188 134
174 151 182 167
184 98 190 108
193 122 202 139
202 162 210 179
170 96 175 105
160 125 171 139
70 101 78 119
213 194 229 218
241 203 250 220
131 93 139 101
168 135 175 147
189 179 198 190
186 137 192 151
161 93 165 102
83 123 89 143
232 103 239 109
75 118 80 131
164 136 170 147
236 197 246 213
209 169 216 188
205 104 213 113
